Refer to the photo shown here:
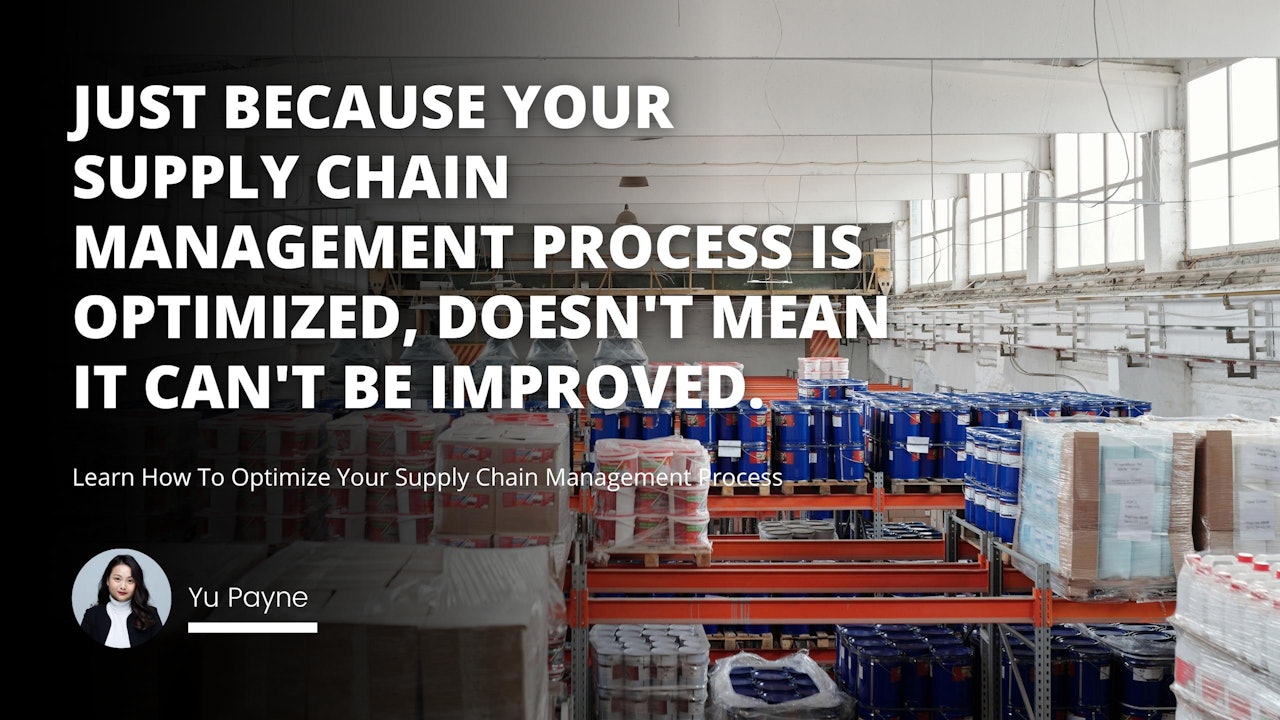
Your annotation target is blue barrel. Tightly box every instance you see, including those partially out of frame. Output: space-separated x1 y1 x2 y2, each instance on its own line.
716 451 738 479
997 441 1022 494
680 404 716 444
919 445 938 479
716 407 739 442
797 379 823 401
857 646 905 710
830 401 864 444
1064 639 1112 711
887 406 925 443
938 404 973 444
972 488 990 532
1001 644 1036 720
622 402 642 439
1119 649 1175 710
927 635 965 651
964 436 978 479
836 445 866 482
1126 400 1153 417
738 402 769 443
939 444 966 479
931 646 974 711
894 641 932 712
881 630 922 644
888 445 921 480
1114 624 1164 634
919 626 958 641
808 403 831 446
844 379 870 395
976 440 997 487
773 402 811 445
810 445 831 480
779 444 811 481
996 492 1019 543
640 402 675 439
589 406 622 449
740 442 769 479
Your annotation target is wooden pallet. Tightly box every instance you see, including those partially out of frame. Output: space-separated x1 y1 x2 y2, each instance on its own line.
707 631 775 651
780 480 868 496
709 481 773 496
595 545 713 568
780 631 835 650
890 479 965 494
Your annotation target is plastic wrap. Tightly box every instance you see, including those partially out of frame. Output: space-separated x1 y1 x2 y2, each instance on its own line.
590 624 711 720
1135 416 1280 555
325 338 382 399
708 650 854 720
797 356 849 381
525 338 580 402
1015 417 1195 600
201 542 558 720
591 438 713 559
399 335 457 399
1170 628 1280 720
758 520 836 540
430 414 573 556
594 336 649 401
594 336 649 366
1173 552 1279 675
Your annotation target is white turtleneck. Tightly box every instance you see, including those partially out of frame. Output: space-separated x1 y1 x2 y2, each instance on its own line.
105 598 132 649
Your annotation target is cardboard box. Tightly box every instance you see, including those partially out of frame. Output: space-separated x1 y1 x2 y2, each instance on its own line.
200 543 555 720
1017 418 1196 600
1190 424 1280 554
434 489 496 534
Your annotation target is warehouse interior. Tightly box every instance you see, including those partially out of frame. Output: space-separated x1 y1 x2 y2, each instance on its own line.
64 2 1278 719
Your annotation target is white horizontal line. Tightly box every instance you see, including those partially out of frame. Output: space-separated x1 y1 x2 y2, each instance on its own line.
188 622 318 634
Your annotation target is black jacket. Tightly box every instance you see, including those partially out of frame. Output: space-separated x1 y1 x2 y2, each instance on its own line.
80 603 164 647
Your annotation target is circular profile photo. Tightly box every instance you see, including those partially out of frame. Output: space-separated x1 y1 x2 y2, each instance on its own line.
72 548 172 648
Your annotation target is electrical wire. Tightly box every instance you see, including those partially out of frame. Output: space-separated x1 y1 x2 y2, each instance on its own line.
1092 0 1131 203
1009 356 1090 392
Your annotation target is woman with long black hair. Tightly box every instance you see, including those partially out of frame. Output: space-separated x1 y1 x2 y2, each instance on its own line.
79 554 163 648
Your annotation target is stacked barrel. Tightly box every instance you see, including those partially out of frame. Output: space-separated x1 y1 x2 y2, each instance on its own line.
836 624 976 719
867 391 1151 487
769 379 870 483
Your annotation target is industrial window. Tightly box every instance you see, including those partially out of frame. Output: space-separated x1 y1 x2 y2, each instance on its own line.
1053 133 1145 269
968 172 1028 277
1187 58 1279 251
908 198 954 287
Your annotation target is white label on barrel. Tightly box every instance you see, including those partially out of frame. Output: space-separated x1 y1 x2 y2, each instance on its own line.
1242 444 1279 483
907 436 930 452
719 440 742 459
957 414 969 426
832 415 842 427
957 451 968 461
1117 490 1154 542
808 414 814 426
1104 458 1156 488
1098 666 1110 680
1240 491 1276 540
997 412 1009 424
1134 666 1165 681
